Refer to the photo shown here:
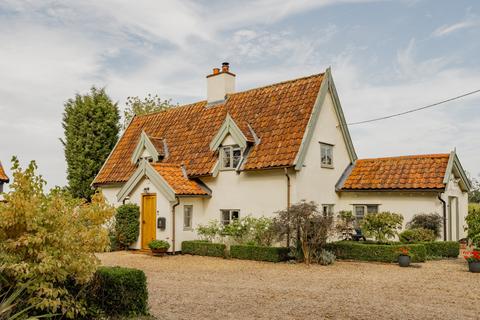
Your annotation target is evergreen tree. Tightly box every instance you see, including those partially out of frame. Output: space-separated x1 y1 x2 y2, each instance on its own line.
61 87 120 200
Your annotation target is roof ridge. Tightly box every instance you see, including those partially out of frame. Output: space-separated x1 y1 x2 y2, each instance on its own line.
227 72 324 96
357 153 450 161
134 72 325 120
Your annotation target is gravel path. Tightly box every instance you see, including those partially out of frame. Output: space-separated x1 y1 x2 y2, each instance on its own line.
98 252 480 320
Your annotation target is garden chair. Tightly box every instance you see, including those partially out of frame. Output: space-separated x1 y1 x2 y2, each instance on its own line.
352 228 366 241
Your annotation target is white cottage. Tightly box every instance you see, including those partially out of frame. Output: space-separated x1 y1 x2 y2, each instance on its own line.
0 161 9 201
93 63 471 252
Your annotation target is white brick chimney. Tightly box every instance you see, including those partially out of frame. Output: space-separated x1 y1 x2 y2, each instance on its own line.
206 62 235 104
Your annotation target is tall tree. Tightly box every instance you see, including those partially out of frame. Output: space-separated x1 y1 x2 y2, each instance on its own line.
61 87 120 200
123 94 175 129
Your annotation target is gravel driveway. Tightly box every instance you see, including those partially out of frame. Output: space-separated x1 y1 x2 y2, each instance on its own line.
98 252 479 320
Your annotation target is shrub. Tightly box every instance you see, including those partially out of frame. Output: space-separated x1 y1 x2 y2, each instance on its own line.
181 240 226 257
326 241 426 263
115 203 140 249
230 245 289 262
0 158 114 318
221 218 251 243
466 204 480 246
245 216 276 246
407 213 443 238
423 241 459 258
196 220 222 242
399 228 436 243
273 200 334 265
335 210 355 240
148 240 170 250
360 212 404 243
314 249 336 266
88 266 148 317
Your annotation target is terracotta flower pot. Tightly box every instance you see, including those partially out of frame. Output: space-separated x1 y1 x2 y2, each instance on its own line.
398 255 410 267
468 261 480 273
151 248 168 256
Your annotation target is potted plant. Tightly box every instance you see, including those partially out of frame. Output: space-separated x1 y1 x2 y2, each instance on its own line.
398 247 411 267
464 249 480 273
148 240 170 256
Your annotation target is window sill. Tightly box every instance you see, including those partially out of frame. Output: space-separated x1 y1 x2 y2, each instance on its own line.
183 227 193 231
321 164 334 169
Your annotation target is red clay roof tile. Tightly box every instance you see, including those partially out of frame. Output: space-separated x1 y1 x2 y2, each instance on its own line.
151 163 208 195
341 154 450 191
0 161 8 183
94 73 324 184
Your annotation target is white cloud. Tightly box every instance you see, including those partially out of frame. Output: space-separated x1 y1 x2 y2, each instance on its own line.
0 0 479 191
433 15 480 37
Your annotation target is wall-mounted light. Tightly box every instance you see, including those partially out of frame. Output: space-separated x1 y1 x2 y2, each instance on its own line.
123 196 130 205
143 187 150 194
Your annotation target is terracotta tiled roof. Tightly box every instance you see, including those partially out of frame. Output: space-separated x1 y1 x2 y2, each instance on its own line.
148 135 166 156
340 154 450 191
94 73 324 184
0 161 8 183
151 163 209 195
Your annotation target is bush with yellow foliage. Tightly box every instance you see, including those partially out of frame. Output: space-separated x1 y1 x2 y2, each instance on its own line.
0 157 114 318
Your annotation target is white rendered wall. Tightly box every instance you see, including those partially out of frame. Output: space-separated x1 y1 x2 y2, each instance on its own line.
294 90 352 208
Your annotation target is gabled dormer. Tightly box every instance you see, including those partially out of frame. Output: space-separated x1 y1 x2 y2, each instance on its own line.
209 114 259 175
131 131 169 165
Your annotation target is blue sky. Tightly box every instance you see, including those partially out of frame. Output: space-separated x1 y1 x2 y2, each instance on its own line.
0 0 479 189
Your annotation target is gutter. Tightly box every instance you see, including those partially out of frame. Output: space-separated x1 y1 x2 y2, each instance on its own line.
438 194 447 241
284 168 291 247
171 196 180 254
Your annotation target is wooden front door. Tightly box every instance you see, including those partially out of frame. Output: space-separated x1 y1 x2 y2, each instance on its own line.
141 194 157 249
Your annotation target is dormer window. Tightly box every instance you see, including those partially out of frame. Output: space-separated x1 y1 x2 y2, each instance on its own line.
221 145 242 170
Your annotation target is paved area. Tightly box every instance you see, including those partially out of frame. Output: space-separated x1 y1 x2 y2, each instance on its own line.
98 252 479 320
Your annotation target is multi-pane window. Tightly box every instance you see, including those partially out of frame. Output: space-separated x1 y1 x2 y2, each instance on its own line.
184 205 193 229
321 204 334 217
221 209 240 225
221 145 242 170
354 204 379 224
320 143 333 168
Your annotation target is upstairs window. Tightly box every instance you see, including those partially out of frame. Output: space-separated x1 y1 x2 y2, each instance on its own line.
220 145 242 170
221 209 240 225
320 143 333 168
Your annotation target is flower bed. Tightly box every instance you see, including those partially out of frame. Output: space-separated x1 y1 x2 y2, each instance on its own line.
230 245 290 262
325 241 426 263
181 240 226 257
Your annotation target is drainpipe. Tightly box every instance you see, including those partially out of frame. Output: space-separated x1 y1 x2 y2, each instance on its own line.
438 194 447 241
171 196 180 254
284 168 291 247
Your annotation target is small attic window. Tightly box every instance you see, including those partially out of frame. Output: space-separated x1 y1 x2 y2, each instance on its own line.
220 145 242 170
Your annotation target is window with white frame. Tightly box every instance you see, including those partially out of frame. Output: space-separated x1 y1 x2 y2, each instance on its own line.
220 209 240 225
354 204 379 223
220 145 242 170
183 205 193 230
321 204 334 217
320 143 333 168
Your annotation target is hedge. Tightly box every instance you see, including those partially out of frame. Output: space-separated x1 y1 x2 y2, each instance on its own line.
230 245 289 262
422 241 459 258
89 266 148 316
181 240 226 257
325 241 426 263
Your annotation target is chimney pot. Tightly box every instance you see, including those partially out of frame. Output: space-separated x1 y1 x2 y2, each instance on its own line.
206 62 235 103
221 62 229 72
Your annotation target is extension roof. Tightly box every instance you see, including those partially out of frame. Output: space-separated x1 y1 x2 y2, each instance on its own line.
0 161 8 183
338 152 470 191
94 73 329 185
150 163 208 196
